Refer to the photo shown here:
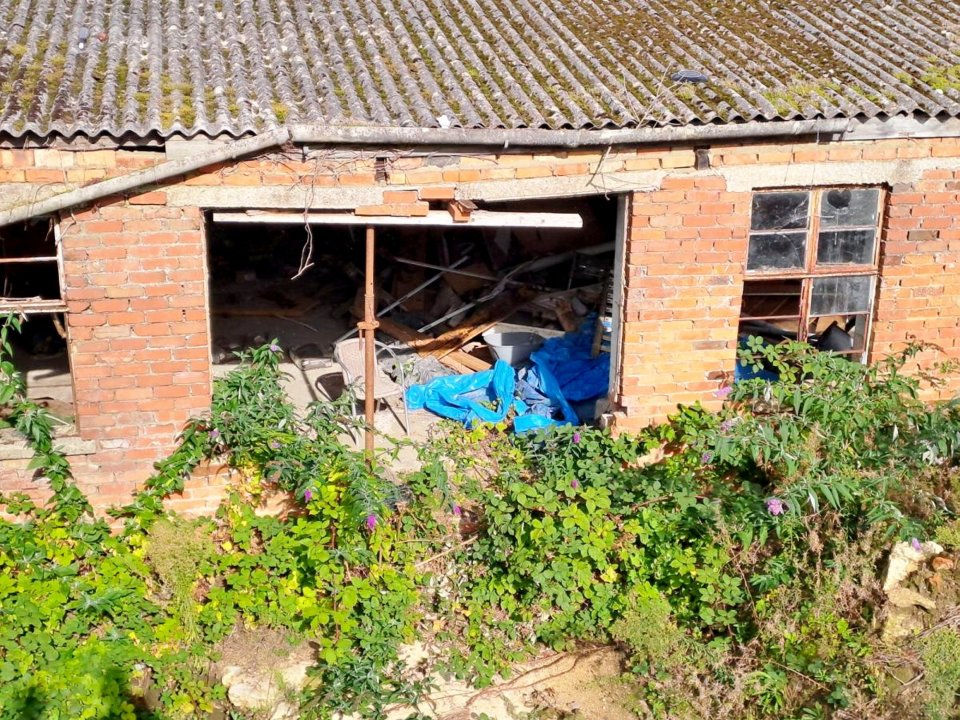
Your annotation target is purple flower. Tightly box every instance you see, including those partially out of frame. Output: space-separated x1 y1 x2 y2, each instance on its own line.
366 514 377 531
572 432 581 444
714 386 733 399
269 343 281 353
719 418 737 433
210 428 220 440
270 439 281 450
571 479 580 489
911 537 923 552
303 489 313 502
765 497 785 516
701 451 714 464
453 505 462 516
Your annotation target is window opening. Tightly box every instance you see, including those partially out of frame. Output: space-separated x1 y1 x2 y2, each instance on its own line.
0 217 74 428
739 187 881 367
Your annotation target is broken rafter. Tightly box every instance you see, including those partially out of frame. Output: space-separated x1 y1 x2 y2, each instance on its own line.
376 317 490 373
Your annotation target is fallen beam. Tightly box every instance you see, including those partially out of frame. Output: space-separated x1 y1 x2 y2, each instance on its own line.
376 317 491 373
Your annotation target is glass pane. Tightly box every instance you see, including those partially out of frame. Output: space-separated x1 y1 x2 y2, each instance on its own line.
817 229 876 265
810 276 873 315
820 188 880 227
751 192 810 231
747 232 806 270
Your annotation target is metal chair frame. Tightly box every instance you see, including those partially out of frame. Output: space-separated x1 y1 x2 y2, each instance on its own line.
317 338 409 435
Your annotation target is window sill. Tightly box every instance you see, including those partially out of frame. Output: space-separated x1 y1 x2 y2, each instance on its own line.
0 426 97 460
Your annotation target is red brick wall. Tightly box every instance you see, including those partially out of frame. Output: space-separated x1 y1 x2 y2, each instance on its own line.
871 169 960 397
617 176 751 427
0 192 221 513
2 136 960 507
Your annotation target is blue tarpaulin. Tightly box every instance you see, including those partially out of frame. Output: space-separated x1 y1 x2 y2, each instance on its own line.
406 319 610 432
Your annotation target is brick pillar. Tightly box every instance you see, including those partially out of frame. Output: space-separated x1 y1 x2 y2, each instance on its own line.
60 196 211 504
872 169 960 398
615 176 751 430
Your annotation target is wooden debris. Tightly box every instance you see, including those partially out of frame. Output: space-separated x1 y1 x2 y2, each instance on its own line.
376 317 490 373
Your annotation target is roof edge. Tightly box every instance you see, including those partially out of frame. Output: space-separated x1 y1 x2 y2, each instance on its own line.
0 119 849 228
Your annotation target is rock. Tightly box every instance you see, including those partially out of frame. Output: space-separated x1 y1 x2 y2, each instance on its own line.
886 586 937 611
882 606 928 643
222 658 314 715
270 701 298 720
883 541 944 591
220 665 244 687
278 659 312 689
932 555 955 572
227 679 281 710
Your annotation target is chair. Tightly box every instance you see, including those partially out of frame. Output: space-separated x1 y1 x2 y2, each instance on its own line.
318 337 409 435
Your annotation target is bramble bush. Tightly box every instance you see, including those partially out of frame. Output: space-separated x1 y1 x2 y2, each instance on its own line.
3 306 960 719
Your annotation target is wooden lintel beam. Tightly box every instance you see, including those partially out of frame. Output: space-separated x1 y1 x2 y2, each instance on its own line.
212 210 583 229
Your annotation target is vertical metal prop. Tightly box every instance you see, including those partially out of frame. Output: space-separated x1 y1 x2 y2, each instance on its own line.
360 226 378 461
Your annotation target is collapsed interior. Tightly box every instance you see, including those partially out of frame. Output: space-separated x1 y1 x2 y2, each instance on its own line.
0 217 74 426
205 196 620 433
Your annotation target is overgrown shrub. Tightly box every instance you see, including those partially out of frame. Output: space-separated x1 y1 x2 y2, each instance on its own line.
3 310 960 720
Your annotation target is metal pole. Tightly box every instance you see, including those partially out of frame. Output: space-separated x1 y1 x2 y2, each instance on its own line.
360 226 378 461
331 256 470 346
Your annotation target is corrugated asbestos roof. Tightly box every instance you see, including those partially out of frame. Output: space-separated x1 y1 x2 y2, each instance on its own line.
0 0 959 141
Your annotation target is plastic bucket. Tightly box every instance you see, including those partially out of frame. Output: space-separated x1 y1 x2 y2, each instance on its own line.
482 331 543 366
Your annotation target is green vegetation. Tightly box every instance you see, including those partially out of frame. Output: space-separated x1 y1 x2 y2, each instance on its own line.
2 312 960 718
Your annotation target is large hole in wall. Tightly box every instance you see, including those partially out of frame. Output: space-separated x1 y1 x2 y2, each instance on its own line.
204 195 619 432
0 218 75 431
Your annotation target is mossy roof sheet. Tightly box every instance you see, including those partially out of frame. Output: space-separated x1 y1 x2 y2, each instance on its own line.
0 0 958 141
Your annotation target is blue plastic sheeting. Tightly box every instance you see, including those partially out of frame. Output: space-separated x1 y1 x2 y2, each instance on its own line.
529 321 610 403
406 360 524 427
734 338 780 383
406 320 610 432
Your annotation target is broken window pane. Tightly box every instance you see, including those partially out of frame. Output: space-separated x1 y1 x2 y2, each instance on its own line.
819 188 880 228
741 278 802 319
810 276 873 315
739 279 801 343
809 314 869 359
0 217 62 305
751 192 810 231
747 232 806 270
816 229 876 265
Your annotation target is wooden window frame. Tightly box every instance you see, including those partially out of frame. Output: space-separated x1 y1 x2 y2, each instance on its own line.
742 187 884 362
0 218 67 314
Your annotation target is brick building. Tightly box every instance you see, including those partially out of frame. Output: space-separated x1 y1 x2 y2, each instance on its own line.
1 0 960 511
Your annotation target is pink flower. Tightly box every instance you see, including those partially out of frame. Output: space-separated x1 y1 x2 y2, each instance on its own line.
571 479 580 489
572 432 581 444
303 489 313 502
765 497 785 516
714 386 733 399
210 428 220 439
453 505 462 516
366 514 377 531
911 537 922 552
269 343 281 353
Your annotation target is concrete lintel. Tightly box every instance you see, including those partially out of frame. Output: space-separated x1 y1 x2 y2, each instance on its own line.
0 427 97 460
166 170 666 208
457 170 664 202
719 156 960 193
